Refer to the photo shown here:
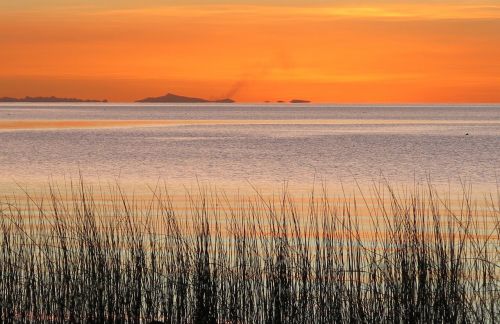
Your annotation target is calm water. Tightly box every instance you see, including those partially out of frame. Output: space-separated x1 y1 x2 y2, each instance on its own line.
1 103 499 193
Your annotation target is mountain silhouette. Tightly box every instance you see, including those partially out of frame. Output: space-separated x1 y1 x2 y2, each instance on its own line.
136 93 234 103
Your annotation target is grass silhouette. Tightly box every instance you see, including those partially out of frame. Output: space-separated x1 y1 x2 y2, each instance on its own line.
0 180 498 323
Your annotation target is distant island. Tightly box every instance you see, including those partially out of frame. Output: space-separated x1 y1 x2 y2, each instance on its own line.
0 94 310 104
136 93 235 103
0 96 107 103
272 99 311 103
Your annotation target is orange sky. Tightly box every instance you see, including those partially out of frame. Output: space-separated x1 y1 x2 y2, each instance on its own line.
1 1 499 103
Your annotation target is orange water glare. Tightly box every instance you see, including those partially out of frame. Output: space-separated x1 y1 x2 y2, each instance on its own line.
1 119 500 131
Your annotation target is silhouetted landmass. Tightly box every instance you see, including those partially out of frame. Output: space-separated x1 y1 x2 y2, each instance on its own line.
0 96 107 103
276 100 285 103
290 99 311 103
136 93 234 103
137 93 208 103
213 98 235 103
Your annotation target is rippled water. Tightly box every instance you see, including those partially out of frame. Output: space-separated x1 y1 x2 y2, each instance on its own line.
1 103 499 192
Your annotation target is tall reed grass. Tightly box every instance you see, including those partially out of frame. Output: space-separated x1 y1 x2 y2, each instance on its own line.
0 181 498 323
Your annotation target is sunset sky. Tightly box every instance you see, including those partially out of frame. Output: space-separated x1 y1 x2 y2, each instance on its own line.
1 0 499 103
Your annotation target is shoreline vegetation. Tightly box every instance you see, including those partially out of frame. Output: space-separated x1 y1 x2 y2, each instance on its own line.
0 181 498 323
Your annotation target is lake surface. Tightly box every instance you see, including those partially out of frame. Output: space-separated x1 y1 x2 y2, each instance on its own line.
1 103 499 194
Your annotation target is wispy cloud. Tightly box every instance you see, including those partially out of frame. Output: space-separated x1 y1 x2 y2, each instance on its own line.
4 2 499 22
85 3 500 21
